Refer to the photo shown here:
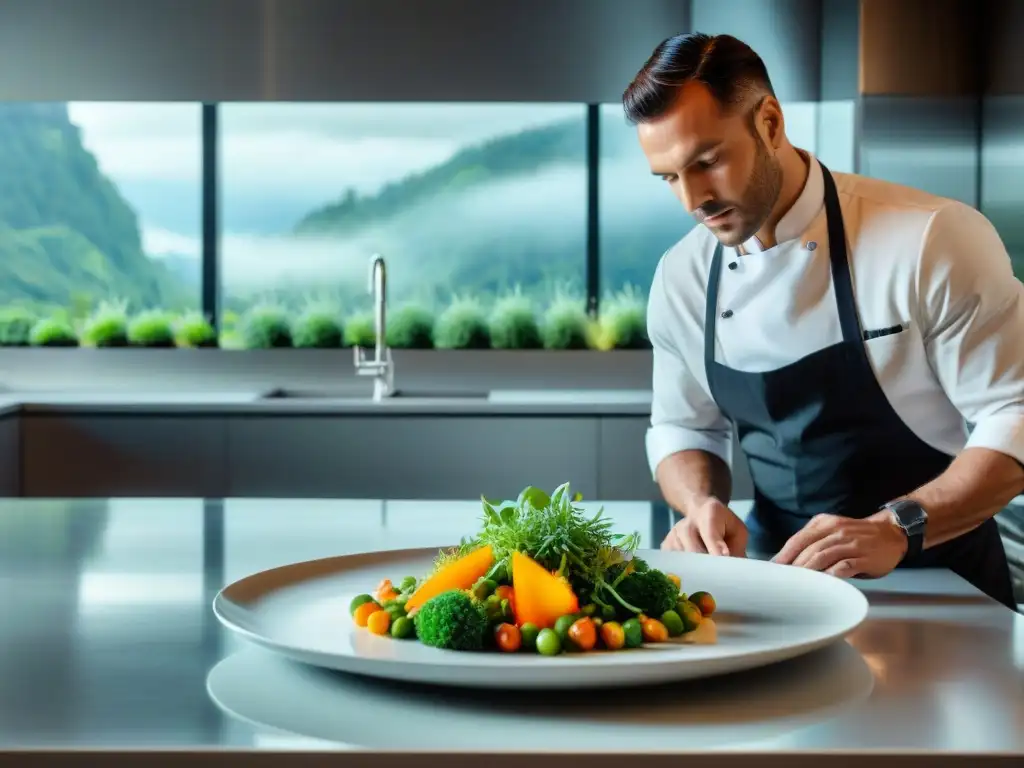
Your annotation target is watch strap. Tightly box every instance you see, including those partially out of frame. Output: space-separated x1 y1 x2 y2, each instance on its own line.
883 499 927 561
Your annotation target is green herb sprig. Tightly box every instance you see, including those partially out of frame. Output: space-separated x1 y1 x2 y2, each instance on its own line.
445 482 642 613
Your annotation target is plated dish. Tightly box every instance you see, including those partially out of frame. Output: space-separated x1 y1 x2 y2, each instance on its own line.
348 482 719 655
212 483 870 689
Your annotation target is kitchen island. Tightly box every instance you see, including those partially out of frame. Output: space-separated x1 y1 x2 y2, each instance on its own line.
0 496 1020 767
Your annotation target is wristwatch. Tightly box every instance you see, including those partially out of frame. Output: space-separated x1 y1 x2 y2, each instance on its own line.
881 499 928 561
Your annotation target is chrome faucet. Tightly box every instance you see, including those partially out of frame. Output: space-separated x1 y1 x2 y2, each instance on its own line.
353 253 394 400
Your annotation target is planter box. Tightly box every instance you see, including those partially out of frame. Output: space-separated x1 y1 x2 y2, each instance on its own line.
0 348 655 394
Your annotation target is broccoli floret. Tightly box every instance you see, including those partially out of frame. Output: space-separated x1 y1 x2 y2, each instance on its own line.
613 569 679 618
414 590 489 651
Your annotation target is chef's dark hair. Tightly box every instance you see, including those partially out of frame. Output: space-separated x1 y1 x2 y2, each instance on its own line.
622 33 776 126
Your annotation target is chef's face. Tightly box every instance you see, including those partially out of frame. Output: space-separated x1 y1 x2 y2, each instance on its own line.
637 81 784 246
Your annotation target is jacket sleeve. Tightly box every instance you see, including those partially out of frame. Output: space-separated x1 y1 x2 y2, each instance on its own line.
916 201 1024 467
645 255 734 479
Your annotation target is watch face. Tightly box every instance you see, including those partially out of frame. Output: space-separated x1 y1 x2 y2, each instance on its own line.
892 501 927 534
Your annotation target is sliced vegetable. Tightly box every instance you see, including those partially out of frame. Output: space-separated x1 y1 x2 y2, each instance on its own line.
405 545 495 611
511 550 579 628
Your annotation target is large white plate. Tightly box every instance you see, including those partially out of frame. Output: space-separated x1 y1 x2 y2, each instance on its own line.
206 641 875 750
212 547 869 689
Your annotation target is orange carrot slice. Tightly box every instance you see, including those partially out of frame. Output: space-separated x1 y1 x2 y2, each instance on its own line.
511 551 579 629
405 545 494 611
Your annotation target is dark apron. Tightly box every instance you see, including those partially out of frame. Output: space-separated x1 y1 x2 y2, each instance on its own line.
704 162 1018 611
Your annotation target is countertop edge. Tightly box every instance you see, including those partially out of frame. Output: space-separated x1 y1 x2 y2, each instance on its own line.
0 749 1013 766
0 397 654 417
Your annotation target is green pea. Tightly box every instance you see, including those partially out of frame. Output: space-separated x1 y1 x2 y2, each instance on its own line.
484 595 504 623
581 603 598 617
500 598 514 621
349 594 376 615
622 618 644 648
520 623 540 651
398 576 418 593
601 604 617 621
390 616 415 639
472 578 498 600
660 610 685 637
536 628 562 656
553 614 578 643
677 600 704 633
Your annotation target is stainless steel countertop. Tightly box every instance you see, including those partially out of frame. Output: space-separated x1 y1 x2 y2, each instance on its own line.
0 497 1021 767
0 388 654 416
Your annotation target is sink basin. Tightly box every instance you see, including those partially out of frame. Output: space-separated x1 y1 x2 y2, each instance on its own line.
259 387 490 401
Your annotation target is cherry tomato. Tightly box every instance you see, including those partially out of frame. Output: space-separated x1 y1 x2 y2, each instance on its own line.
494 623 522 652
642 618 669 643
600 621 626 650
567 617 598 651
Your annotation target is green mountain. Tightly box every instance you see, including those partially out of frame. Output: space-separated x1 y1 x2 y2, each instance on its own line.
296 119 587 236
0 102 186 311
291 114 689 307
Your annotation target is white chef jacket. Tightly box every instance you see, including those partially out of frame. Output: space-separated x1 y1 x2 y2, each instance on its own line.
646 151 1024 481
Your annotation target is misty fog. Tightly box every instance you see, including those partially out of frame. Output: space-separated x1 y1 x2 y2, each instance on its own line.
70 100 832 311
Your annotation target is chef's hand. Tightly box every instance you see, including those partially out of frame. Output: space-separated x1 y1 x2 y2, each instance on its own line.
661 498 748 557
772 511 907 578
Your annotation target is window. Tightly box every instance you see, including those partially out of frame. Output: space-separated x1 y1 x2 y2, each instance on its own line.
218 103 588 348
598 104 691 299
0 102 202 327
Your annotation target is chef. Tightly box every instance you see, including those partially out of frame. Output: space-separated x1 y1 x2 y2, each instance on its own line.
625 32 1024 610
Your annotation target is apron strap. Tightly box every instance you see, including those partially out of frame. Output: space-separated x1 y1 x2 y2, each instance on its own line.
819 163 863 344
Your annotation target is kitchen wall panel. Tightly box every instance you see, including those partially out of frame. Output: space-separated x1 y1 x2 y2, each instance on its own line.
855 0 981 204
980 97 1024 277
690 0 823 103
859 97 980 208
0 0 690 102
859 0 981 97
981 0 1024 278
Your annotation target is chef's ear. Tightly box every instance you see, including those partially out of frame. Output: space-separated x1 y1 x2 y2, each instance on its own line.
758 98 784 148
